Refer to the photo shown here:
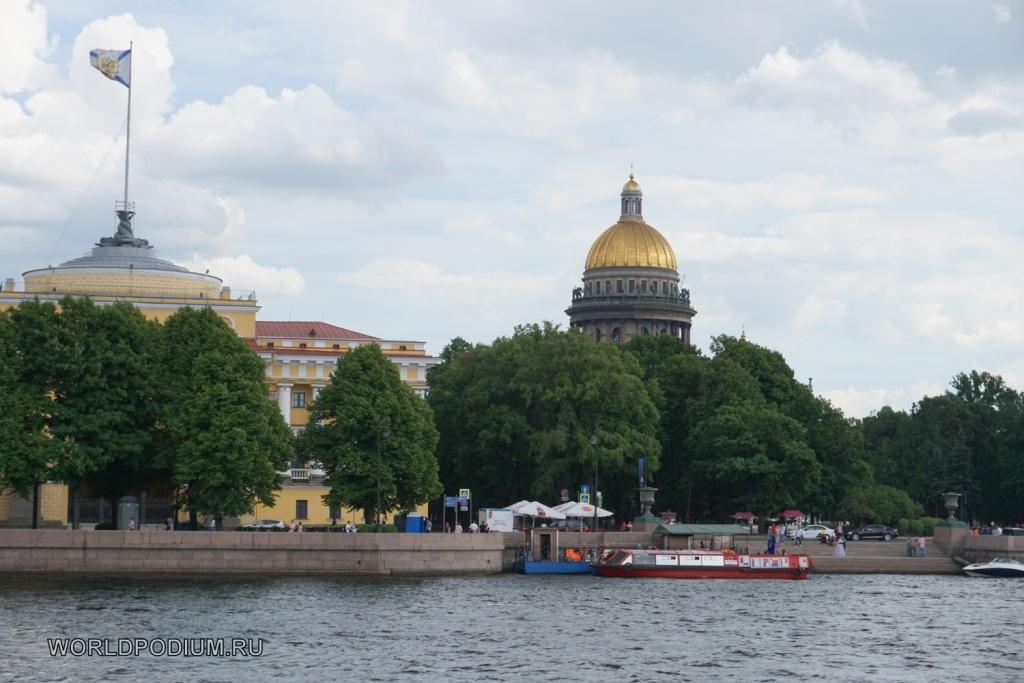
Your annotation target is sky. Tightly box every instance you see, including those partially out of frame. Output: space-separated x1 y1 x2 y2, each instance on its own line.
1 0 1022 417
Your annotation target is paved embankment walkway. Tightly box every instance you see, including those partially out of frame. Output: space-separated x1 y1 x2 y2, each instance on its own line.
746 535 962 574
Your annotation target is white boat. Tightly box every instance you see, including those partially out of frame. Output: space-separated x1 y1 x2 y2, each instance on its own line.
963 557 1024 578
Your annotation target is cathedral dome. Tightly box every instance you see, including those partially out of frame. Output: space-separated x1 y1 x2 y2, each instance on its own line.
584 220 677 271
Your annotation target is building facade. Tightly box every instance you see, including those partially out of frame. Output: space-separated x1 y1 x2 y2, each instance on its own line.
566 174 695 344
0 217 436 528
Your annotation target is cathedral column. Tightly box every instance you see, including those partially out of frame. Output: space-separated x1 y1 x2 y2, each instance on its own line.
277 383 293 424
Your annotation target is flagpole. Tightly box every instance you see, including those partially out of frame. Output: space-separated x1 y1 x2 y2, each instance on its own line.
123 40 133 208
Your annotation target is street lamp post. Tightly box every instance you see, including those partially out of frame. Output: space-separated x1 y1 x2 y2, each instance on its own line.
376 420 390 533
590 433 599 534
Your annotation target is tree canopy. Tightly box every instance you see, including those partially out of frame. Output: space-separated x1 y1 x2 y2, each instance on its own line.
160 307 292 526
298 343 441 523
428 323 661 515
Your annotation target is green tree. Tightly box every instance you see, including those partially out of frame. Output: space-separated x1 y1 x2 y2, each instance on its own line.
0 305 60 526
429 324 661 516
299 343 441 524
161 308 291 528
46 298 162 528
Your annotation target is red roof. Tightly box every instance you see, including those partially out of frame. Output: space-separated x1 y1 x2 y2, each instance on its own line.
255 321 379 341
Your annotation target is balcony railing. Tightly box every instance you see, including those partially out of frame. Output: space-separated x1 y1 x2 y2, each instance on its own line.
290 468 311 481
567 291 693 308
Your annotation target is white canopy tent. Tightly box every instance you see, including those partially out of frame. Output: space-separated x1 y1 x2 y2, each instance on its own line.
554 501 614 518
507 501 566 520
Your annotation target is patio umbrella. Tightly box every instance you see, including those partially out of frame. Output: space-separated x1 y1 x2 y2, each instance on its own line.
780 509 805 518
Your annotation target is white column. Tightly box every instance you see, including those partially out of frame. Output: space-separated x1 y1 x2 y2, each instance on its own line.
277 383 293 424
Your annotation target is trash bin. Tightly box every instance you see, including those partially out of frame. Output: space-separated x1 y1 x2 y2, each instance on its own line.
405 513 424 534
117 496 140 530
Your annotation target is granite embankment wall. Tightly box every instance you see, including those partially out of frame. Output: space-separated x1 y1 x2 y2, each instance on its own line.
0 530 527 577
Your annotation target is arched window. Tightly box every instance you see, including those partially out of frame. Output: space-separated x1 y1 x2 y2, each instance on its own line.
641 327 650 336
595 328 603 342
611 327 621 342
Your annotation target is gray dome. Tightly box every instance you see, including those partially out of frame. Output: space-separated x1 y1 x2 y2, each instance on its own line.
57 245 192 273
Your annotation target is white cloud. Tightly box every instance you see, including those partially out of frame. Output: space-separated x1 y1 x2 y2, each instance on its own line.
652 174 890 213
0 0 56 93
736 41 926 111
335 259 559 324
185 254 304 298
150 84 440 191
990 3 1012 23
825 381 945 418
827 0 869 29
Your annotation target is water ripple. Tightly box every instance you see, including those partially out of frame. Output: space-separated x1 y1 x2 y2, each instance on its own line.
0 573 1022 682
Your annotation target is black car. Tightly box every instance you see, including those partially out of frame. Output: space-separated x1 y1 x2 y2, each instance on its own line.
847 524 898 541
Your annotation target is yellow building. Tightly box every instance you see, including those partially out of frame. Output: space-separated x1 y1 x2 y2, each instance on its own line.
0 222 437 528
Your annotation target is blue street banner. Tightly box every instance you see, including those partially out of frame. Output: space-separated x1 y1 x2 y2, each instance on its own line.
580 485 590 494
638 457 646 488
444 496 457 508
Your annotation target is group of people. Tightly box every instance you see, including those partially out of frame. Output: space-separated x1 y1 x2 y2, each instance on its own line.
904 536 928 557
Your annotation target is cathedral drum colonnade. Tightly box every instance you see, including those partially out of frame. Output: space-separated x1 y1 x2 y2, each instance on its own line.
566 174 696 344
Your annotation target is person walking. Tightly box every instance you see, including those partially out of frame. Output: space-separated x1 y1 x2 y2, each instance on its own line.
917 536 926 558
794 526 803 547
833 536 846 558
906 538 915 557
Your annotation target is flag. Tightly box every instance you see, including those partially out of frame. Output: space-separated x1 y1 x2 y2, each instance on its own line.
90 49 131 87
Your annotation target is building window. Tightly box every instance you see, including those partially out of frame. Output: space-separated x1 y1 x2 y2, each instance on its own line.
293 392 306 408
299 342 307 349
628 280 635 293
662 282 668 296
266 342 274 348
640 281 647 294
593 281 599 294
641 327 650 336
611 327 621 342
296 500 308 520
399 345 407 351
617 280 624 294
605 280 611 294
595 328 603 342
332 343 340 349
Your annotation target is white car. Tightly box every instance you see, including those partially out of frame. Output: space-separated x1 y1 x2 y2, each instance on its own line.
243 519 286 530
799 524 835 539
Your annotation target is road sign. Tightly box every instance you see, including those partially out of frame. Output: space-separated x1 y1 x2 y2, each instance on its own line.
580 485 590 494
560 488 569 502
444 496 457 508
580 493 591 504
459 488 471 498
457 496 469 511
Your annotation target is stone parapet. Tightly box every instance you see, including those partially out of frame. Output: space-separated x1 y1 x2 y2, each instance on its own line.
0 530 509 577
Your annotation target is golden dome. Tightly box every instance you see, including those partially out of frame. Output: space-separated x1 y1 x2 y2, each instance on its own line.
585 219 678 271
622 175 641 193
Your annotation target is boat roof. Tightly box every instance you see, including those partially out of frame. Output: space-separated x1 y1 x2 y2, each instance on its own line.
653 523 751 535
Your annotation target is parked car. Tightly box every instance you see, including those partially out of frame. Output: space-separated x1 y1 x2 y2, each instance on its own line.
243 519 286 531
799 524 835 539
847 524 898 541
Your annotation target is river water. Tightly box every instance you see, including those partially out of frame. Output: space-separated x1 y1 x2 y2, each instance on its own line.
1 573 1021 682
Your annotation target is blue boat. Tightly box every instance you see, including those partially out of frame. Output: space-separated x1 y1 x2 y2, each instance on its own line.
514 559 596 575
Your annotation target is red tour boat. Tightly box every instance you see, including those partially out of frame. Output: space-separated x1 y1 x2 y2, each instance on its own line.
594 548 812 580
